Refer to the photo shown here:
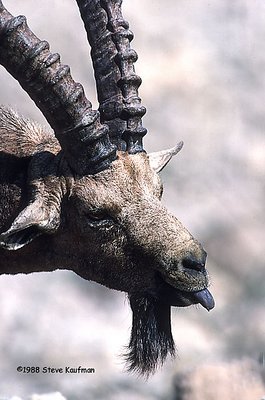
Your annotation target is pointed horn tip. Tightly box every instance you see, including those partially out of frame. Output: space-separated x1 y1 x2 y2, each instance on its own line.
171 141 184 155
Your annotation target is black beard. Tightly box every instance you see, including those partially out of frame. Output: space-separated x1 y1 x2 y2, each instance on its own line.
124 292 175 376
124 274 214 376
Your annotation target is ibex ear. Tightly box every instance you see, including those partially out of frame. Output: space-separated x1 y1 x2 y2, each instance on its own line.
148 142 184 173
0 152 65 251
0 197 61 250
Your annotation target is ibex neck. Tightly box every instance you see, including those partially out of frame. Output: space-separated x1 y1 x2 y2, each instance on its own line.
0 233 73 275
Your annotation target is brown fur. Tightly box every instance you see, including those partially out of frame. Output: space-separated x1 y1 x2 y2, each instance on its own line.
0 106 60 157
0 107 212 374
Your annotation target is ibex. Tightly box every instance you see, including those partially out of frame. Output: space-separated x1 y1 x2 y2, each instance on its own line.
0 0 214 375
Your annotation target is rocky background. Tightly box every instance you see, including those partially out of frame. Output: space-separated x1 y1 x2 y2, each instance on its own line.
0 0 264 399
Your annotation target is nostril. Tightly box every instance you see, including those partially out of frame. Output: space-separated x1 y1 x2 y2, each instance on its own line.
182 257 206 272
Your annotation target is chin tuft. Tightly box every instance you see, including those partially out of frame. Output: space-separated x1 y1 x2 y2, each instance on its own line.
123 293 175 377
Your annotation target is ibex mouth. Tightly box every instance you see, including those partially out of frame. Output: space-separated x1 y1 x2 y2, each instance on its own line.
167 286 215 311
156 274 215 311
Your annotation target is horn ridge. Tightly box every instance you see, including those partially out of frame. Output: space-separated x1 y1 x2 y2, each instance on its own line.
100 0 147 154
0 4 116 175
76 0 127 150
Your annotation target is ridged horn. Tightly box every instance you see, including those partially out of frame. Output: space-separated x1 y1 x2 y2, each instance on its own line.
76 0 126 150
76 0 147 154
0 1 117 175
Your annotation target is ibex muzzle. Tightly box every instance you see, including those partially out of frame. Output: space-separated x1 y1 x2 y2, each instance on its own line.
0 0 214 376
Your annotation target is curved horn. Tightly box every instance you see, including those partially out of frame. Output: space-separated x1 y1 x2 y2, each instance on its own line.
76 0 147 154
76 0 126 150
0 1 117 175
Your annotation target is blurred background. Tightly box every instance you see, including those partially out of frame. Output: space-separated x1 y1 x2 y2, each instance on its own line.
0 0 264 398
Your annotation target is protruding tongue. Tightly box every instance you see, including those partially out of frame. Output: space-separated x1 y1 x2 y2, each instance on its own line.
192 288 215 311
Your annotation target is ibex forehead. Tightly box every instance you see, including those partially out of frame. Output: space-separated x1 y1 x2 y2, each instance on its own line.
117 152 162 191
101 151 160 185
68 152 163 224
74 151 162 204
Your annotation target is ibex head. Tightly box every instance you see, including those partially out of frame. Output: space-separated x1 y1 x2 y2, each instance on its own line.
0 0 214 375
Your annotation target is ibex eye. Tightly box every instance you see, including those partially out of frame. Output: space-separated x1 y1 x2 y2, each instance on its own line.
84 211 114 228
88 213 106 221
